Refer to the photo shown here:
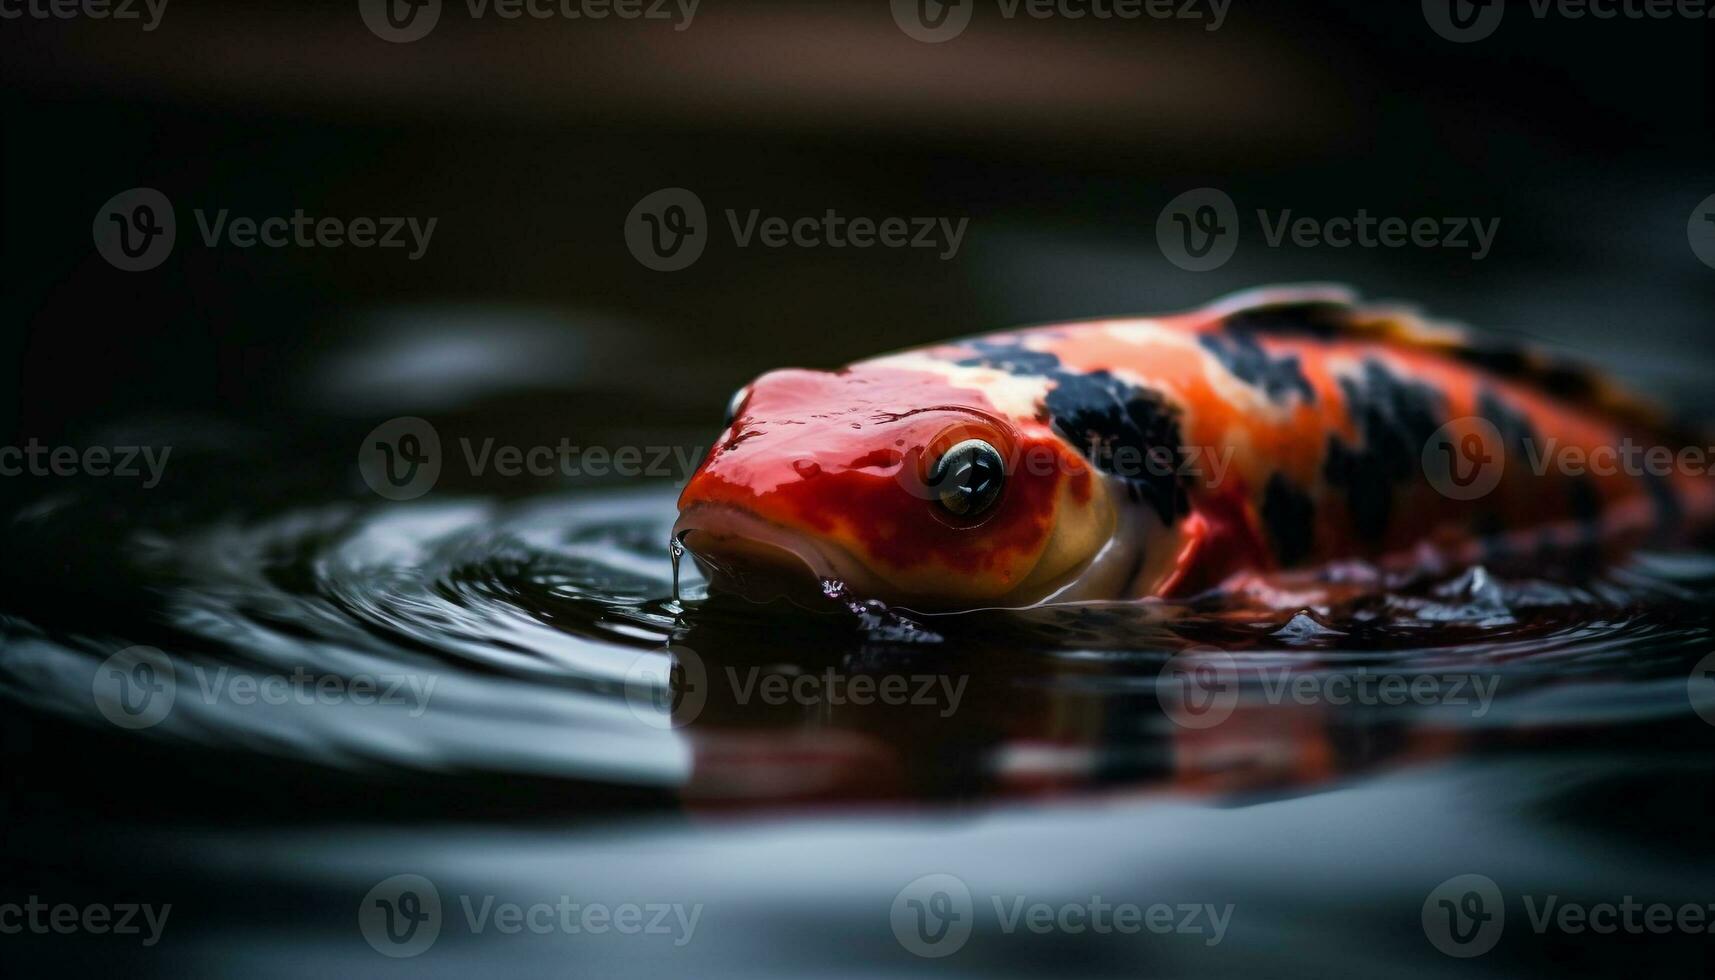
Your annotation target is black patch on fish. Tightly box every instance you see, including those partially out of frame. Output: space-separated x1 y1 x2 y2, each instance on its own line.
1533 363 1599 403
1221 301 1354 340
953 339 1063 377
1224 300 1666 438
1323 359 1447 539
952 339 1194 525
1477 388 1535 456
1457 340 1675 446
1045 370 1191 525
1261 473 1315 565
1198 332 1315 404
1456 342 1531 379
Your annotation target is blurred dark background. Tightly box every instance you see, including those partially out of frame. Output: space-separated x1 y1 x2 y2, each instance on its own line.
4 7 1715 977
3 0 1713 469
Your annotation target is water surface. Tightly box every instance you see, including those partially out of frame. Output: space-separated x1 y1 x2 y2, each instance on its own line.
3 460 1713 976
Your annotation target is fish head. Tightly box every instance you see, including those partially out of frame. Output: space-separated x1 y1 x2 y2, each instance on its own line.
674 365 1116 609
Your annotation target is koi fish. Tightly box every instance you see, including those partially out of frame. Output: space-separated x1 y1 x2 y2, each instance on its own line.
674 286 1711 609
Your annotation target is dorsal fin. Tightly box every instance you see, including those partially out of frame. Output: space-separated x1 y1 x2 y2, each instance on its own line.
1200 285 1673 436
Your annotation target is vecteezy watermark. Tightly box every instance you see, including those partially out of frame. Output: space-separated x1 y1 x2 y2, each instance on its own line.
94 188 436 271
358 417 708 501
0 0 168 30
359 417 443 501
1155 647 1501 729
1423 874 1715 958
1156 189 1500 271
92 645 439 731
1422 417 1507 502
1155 188 1240 273
191 208 436 260
891 874 973 957
1689 193 1715 271
1519 439 1715 479
1422 874 1506 957
1155 647 1240 729
359 873 702 958
0 440 171 488
1690 652 1715 727
623 646 708 730
362 875 442 958
1255 209 1499 261
890 873 1233 958
727 665 969 718
93 187 176 271
1425 0 1715 43
1423 417 1715 500
358 0 698 43
625 187 970 271
188 666 437 717
1421 0 1506 42
624 188 707 272
0 897 171 947
92 646 177 730
890 0 1229 43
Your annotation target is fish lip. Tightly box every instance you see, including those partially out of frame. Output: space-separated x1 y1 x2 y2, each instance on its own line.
672 503 883 599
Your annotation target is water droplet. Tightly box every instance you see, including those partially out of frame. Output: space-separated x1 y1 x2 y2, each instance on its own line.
669 533 686 602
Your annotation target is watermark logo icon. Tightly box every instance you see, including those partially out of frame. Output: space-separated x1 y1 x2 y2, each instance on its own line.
93 188 176 272
92 645 177 730
360 874 443 957
1423 0 1503 42
1422 416 1506 500
1156 188 1238 272
891 873 974 957
892 0 973 42
623 644 708 729
1689 652 1715 727
1422 874 1504 957
360 0 441 42
1156 646 1239 729
625 188 708 272
359 417 442 501
1688 194 1715 271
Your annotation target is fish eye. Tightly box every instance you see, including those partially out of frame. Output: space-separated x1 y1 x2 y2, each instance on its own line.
724 387 749 428
929 439 1006 518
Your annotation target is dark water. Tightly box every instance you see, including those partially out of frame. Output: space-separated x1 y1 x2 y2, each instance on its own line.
3 447 1714 977
6 1 1713 970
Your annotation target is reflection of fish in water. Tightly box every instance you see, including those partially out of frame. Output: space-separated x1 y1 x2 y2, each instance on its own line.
675 286 1714 610
671 620 1479 808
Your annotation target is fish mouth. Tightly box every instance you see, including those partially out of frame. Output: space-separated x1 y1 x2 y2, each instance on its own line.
672 504 883 602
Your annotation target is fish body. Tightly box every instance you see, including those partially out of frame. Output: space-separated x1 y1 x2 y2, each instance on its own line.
675 287 1710 609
